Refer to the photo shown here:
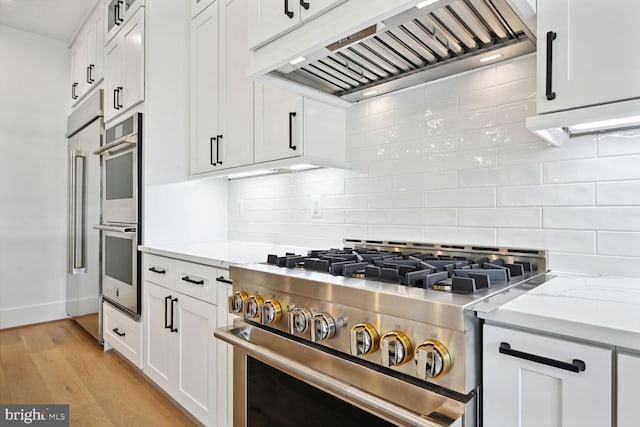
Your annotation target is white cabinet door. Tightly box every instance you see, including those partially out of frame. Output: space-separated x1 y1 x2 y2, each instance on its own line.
104 37 124 121
247 0 301 49
219 0 254 170
175 293 217 425
254 84 303 163
85 8 104 88
299 0 345 22
216 283 234 427
191 0 215 18
190 2 220 175
618 352 640 427
143 281 176 393
122 7 144 111
483 324 612 427
537 0 640 114
70 43 81 104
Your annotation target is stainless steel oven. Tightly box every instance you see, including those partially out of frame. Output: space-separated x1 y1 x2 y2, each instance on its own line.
95 224 140 318
96 113 141 225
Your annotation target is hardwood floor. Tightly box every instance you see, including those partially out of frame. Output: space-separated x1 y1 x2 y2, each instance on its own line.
0 319 197 426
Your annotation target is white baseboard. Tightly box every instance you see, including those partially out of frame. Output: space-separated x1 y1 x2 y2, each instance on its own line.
0 300 67 329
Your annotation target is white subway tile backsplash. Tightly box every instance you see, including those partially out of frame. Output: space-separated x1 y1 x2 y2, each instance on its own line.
425 188 495 208
367 225 425 242
366 96 395 115
597 130 640 157
345 210 395 225
544 155 640 183
496 100 536 125
369 157 426 177
423 226 497 245
426 147 497 172
459 78 535 112
597 181 640 205
598 232 640 257
397 135 457 156
391 209 457 226
544 207 640 231
499 136 596 165
549 253 640 278
459 208 541 228
393 171 458 191
323 194 368 209
497 183 595 206
498 229 596 253
345 177 394 194
459 163 541 188
367 123 424 146
367 191 425 209
347 110 394 134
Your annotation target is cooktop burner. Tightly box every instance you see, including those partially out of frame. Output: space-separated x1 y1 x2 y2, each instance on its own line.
267 243 538 295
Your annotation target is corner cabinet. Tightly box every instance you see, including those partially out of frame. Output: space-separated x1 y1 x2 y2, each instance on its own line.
247 0 346 49
483 324 612 427
142 253 232 427
70 3 104 106
536 0 640 114
104 6 144 122
618 351 640 427
191 0 254 175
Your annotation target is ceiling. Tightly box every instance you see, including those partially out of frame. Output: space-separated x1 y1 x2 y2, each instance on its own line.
0 0 98 44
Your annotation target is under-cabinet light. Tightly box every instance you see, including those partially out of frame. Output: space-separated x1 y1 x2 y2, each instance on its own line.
362 90 378 97
289 163 316 171
478 53 503 63
289 56 306 65
226 170 270 179
416 0 441 9
567 114 640 133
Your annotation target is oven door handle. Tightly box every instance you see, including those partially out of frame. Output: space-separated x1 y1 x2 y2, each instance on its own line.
214 325 458 427
93 135 137 156
93 224 137 233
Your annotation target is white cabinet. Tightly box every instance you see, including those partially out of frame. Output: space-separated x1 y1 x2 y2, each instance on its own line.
190 0 254 175
191 0 215 19
104 6 144 122
103 301 143 368
106 0 145 43
142 253 232 427
483 324 612 427
536 0 640 114
255 85 346 165
618 351 640 427
248 0 345 49
69 4 104 106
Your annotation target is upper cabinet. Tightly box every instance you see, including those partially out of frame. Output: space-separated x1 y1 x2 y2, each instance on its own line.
69 4 104 106
191 0 215 19
104 7 145 122
190 0 254 175
536 0 640 114
247 0 346 49
106 0 145 43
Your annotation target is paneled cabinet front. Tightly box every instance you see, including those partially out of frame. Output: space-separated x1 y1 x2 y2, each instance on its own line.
618 351 640 427
104 6 144 122
536 0 640 114
190 0 254 175
69 4 104 106
483 324 612 427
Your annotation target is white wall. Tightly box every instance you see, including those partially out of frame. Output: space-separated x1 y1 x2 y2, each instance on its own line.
229 54 640 278
0 25 70 327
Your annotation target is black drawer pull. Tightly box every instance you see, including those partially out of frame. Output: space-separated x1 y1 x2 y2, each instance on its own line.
170 297 178 333
288 112 297 150
148 266 166 274
181 276 205 285
300 0 310 9
499 342 586 373
164 295 171 329
284 0 294 18
216 276 233 285
112 328 126 337
545 31 557 101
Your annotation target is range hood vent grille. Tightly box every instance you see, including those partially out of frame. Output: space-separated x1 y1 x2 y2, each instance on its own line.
276 0 535 102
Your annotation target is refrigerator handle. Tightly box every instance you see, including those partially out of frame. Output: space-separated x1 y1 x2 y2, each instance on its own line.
69 150 87 274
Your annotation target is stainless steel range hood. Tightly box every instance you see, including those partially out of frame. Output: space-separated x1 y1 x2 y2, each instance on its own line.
255 0 536 104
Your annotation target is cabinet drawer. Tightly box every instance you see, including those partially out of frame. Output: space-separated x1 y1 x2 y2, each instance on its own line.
103 302 143 368
174 260 218 304
143 254 174 288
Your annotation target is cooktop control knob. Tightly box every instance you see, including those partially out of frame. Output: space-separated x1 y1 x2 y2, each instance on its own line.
261 299 283 325
289 307 312 335
311 313 336 342
228 291 248 314
245 295 264 321
350 323 380 356
380 331 413 367
415 340 452 379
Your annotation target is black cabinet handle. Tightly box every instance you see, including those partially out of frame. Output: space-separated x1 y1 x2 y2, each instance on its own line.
116 86 123 109
216 276 233 285
181 276 205 285
545 31 557 101
216 134 223 165
116 1 124 24
300 0 310 9
164 295 171 329
87 66 91 84
114 2 122 26
148 266 166 274
284 0 294 18
112 328 126 337
88 64 95 83
210 136 217 166
72 83 78 100
288 112 297 150
499 342 585 373
170 297 178 333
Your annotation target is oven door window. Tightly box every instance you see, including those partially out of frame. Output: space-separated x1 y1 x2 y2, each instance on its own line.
105 235 133 286
247 357 394 427
105 152 134 200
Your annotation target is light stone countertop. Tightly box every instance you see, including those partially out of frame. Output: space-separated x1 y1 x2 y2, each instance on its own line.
477 274 640 351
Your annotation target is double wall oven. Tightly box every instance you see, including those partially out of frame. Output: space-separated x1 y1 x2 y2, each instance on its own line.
94 113 142 319
215 240 550 426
